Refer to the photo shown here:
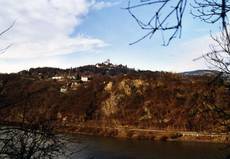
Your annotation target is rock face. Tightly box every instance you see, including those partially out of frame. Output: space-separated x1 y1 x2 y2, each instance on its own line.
0 68 229 135
101 93 121 117
101 79 149 117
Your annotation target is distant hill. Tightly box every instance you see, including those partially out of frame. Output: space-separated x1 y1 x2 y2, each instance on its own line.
18 62 137 78
182 70 219 76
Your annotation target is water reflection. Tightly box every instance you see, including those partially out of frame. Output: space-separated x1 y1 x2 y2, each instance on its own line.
67 135 229 159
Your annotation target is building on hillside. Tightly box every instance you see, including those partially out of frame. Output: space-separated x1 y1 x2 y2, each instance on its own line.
67 75 76 80
38 73 44 79
96 64 101 68
52 76 64 81
60 87 68 93
81 76 89 82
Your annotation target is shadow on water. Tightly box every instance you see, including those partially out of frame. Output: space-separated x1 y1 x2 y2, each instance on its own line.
67 134 230 159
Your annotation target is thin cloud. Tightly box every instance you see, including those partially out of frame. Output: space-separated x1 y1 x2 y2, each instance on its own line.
0 0 108 59
166 35 215 72
92 1 121 10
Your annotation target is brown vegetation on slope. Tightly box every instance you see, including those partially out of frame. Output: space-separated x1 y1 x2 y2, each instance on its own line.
0 68 229 136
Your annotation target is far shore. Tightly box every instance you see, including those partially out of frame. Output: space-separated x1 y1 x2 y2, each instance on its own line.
1 122 229 143
58 124 230 144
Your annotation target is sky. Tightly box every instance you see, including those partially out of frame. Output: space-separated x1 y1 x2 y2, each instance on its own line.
0 0 221 73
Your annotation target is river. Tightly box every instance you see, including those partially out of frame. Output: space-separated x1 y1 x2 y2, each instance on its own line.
68 134 230 159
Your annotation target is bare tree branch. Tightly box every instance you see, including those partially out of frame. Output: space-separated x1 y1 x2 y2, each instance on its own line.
0 21 15 37
125 0 187 45
0 21 15 55
126 0 230 45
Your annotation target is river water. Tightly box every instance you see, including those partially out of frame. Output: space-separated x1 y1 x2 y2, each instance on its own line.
68 135 230 159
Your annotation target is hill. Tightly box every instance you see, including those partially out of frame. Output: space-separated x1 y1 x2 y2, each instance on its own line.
0 63 229 142
182 70 219 76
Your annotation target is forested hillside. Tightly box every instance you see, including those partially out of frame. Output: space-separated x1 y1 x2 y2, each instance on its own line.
0 63 229 141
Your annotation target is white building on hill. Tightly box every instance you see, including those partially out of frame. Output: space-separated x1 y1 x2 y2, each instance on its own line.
81 76 89 82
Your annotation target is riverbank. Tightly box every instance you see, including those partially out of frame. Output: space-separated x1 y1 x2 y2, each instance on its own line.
1 121 229 143
58 124 229 143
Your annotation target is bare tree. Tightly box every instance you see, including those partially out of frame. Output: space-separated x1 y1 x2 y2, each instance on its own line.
0 91 75 159
191 0 230 75
197 28 230 134
202 32 230 75
0 120 71 159
179 0 230 133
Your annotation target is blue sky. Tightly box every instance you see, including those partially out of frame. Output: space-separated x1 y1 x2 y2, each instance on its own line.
0 0 220 73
